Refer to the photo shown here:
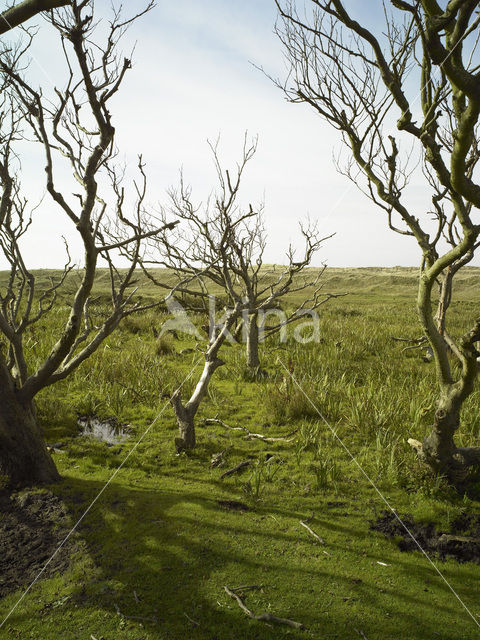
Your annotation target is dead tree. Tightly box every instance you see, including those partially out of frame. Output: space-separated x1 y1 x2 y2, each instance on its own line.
147 136 335 373
275 1 480 483
142 138 333 449
0 1 175 487
237 228 337 371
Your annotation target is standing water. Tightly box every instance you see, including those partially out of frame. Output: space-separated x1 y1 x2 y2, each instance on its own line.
77 415 130 444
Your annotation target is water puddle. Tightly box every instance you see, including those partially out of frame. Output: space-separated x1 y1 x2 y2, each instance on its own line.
77 415 130 444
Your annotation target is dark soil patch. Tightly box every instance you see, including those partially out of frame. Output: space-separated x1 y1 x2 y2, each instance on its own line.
217 500 250 512
371 511 480 564
0 490 83 598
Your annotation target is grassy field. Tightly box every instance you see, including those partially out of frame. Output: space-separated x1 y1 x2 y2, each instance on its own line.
1 267 480 639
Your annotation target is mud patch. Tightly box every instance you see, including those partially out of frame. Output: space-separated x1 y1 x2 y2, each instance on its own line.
0 491 83 598
217 500 250 512
371 511 480 564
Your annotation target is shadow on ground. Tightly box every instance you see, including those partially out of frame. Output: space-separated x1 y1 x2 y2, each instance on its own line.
1 472 477 640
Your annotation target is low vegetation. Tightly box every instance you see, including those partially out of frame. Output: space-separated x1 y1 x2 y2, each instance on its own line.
1 267 480 640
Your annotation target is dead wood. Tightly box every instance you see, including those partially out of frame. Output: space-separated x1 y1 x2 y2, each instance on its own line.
220 460 252 479
224 586 306 630
205 418 298 443
300 520 325 545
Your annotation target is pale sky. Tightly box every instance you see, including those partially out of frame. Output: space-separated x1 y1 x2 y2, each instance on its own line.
1 0 473 269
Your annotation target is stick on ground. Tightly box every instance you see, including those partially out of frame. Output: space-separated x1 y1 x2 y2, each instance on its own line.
220 460 252 479
205 418 298 442
224 586 306 630
300 520 326 545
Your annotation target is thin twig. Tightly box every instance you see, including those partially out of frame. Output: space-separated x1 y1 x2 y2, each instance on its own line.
183 612 200 627
113 602 157 623
230 585 263 592
220 460 252 479
300 520 326 545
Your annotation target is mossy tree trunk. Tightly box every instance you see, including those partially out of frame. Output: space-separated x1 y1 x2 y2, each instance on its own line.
170 306 240 452
274 0 480 484
0 361 59 487
171 356 224 452
246 312 260 369
411 274 480 483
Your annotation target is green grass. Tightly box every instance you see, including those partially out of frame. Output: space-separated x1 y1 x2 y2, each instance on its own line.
1 267 480 639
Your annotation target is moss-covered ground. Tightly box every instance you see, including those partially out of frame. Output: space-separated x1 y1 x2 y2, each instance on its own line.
1 267 480 639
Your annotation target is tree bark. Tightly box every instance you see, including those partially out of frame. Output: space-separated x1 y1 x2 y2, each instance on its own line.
411 280 480 482
171 394 196 452
246 312 260 369
421 392 460 470
0 384 60 487
170 356 224 452
0 0 70 35
412 391 480 483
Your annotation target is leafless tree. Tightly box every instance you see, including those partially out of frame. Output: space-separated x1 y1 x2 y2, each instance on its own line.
236 222 337 371
275 0 480 483
142 137 333 450
0 1 175 487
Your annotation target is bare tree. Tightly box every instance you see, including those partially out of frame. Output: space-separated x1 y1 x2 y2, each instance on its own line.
275 0 480 483
234 224 337 371
0 1 175 487
142 138 332 449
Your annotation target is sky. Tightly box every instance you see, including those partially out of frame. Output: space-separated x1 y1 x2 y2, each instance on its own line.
0 0 470 269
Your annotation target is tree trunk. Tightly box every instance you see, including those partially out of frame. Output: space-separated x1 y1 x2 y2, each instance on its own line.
0 385 60 488
171 397 196 452
410 390 480 483
170 356 224 452
420 392 459 470
410 277 480 484
246 313 260 369
170 305 241 451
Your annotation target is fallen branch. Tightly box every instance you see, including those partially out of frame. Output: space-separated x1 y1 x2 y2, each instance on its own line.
220 460 252 479
404 343 429 354
224 586 306 630
205 418 298 443
391 336 426 344
391 336 429 354
230 584 264 592
246 429 298 443
46 446 65 454
300 520 326 545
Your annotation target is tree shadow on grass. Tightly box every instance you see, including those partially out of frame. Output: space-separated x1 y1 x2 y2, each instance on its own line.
2 475 478 640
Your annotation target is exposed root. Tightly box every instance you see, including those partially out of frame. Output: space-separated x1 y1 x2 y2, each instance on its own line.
407 438 480 485
407 438 423 455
